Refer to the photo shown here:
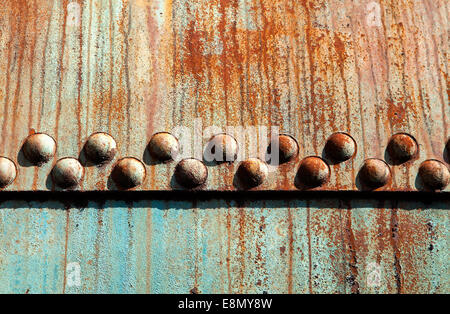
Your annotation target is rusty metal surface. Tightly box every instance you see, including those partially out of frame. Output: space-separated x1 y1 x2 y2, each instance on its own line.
0 0 448 295
0 0 448 192
0 195 447 294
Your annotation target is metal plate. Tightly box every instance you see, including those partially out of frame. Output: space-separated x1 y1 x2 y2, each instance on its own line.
0 195 448 293
0 0 448 191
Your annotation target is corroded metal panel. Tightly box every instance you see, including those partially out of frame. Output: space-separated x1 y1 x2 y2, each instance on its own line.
0 0 448 296
0 196 447 294
0 0 447 191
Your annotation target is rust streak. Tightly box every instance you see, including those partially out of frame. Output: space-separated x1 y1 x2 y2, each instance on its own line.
344 201 360 294
62 207 70 293
390 203 403 294
287 205 293 294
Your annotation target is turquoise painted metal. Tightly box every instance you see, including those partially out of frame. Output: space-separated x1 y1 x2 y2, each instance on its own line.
0 196 448 293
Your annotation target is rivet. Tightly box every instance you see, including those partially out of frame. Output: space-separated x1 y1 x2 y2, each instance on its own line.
22 133 56 165
84 132 117 164
0 157 17 188
148 132 179 162
237 158 268 188
267 135 299 164
297 156 330 188
111 157 146 189
51 158 84 189
174 158 208 188
324 132 356 162
206 133 238 163
359 158 391 189
386 133 418 164
418 159 449 190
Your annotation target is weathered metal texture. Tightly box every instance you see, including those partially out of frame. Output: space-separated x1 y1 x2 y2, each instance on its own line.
0 0 447 191
0 196 447 294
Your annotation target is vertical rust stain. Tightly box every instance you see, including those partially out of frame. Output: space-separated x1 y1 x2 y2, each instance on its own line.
2 1 31 152
62 207 70 293
343 201 360 294
192 200 199 294
27 0 38 139
54 0 69 146
76 0 83 150
390 203 403 294
238 206 246 293
145 205 152 293
10 2 28 146
107 0 114 134
143 0 162 139
376 200 386 265
301 0 318 154
306 200 312 293
287 205 293 294
94 202 105 289
226 203 232 293
333 34 351 134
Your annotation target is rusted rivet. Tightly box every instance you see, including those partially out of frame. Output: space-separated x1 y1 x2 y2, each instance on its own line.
148 132 179 162
359 158 391 189
387 133 418 164
111 157 146 189
22 133 56 165
418 159 449 190
297 156 330 188
324 132 356 162
0 157 17 188
206 133 238 163
84 132 117 164
237 158 268 188
51 158 84 189
175 158 208 188
267 135 299 164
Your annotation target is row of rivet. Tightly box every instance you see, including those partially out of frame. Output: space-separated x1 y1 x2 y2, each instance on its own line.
0 132 449 190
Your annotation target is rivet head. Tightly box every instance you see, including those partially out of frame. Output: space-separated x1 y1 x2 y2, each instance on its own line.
267 135 299 164
175 158 208 188
237 158 268 188
148 132 179 162
51 158 84 189
359 158 391 189
297 156 330 188
206 134 238 163
84 132 117 164
418 159 449 190
0 157 17 188
324 133 356 162
22 133 56 165
387 133 418 164
111 157 146 189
